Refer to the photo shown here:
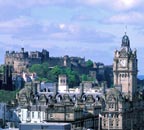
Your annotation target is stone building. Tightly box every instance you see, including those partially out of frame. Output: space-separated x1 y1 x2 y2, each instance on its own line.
4 48 85 73
101 33 143 130
16 81 103 130
58 75 68 92
4 48 110 87
113 34 137 100
7 33 144 130
0 64 13 90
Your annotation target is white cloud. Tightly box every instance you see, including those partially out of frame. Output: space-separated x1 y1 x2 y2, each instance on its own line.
112 0 140 10
45 23 115 43
0 0 73 8
103 12 144 25
0 17 35 33
77 0 142 11
0 0 142 11
59 24 65 30
0 15 115 43
71 14 95 21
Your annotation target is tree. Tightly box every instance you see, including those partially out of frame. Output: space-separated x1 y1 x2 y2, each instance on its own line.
29 63 49 81
81 74 88 81
81 74 95 81
29 64 80 87
65 68 80 87
0 65 4 74
86 60 93 68
49 65 63 82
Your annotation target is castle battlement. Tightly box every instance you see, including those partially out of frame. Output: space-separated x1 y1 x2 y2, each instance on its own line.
4 48 86 73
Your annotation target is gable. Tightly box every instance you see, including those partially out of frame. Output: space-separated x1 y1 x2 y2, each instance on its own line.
119 48 128 57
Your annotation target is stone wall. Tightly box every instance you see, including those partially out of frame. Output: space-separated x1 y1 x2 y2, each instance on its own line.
4 48 86 73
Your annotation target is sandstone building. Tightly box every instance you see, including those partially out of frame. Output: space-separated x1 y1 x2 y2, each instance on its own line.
101 33 143 130
13 33 144 130
4 48 85 73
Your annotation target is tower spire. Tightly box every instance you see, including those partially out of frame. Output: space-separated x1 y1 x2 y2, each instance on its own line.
121 25 130 50
124 25 127 35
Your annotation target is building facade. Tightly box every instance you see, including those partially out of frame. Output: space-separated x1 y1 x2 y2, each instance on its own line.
101 33 143 130
4 48 85 73
113 34 138 100
15 81 104 130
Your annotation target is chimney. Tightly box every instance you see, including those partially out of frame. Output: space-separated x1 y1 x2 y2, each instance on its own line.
58 75 68 92
33 82 41 94
54 83 58 96
80 83 84 96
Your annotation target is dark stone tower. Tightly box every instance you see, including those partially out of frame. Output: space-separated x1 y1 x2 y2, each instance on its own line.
42 49 49 61
3 65 13 90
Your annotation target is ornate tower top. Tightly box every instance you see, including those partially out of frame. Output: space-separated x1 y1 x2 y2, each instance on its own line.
121 33 130 48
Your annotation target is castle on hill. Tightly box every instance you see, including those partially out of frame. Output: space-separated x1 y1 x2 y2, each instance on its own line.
5 48 86 73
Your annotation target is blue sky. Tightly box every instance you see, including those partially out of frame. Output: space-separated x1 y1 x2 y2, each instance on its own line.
0 0 144 74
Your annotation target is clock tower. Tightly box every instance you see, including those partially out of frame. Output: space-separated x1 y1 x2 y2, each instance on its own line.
113 33 138 100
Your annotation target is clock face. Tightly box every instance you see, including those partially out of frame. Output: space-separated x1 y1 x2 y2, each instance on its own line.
119 59 126 67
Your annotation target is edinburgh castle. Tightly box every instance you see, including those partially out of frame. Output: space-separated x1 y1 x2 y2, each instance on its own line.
5 48 86 73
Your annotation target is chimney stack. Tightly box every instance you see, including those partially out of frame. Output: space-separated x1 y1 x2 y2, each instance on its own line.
80 83 84 96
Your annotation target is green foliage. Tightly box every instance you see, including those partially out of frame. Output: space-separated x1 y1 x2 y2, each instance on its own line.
49 65 62 82
86 59 93 68
29 64 80 87
0 65 4 74
0 90 18 103
81 74 88 81
29 63 49 79
64 68 80 87
81 74 95 81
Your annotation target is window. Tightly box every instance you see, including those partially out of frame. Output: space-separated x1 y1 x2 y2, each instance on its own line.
104 123 106 127
32 112 34 118
50 113 53 118
116 121 119 126
66 113 70 118
27 111 30 118
60 79 63 83
109 103 114 109
103 120 106 127
116 114 119 118
122 74 125 78
110 120 113 127
38 112 40 118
